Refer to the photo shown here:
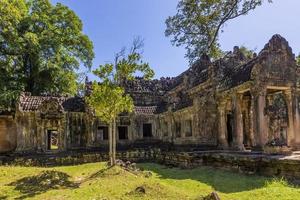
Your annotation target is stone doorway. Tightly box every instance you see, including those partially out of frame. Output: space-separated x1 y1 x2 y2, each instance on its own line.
47 130 59 151
143 123 152 138
266 91 288 146
97 126 109 141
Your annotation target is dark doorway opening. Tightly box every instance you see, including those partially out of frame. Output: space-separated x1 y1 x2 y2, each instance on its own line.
97 126 109 141
242 111 250 147
226 114 233 146
118 126 128 140
47 130 59 150
143 123 152 138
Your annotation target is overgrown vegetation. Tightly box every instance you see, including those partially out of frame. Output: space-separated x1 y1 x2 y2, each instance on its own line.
0 162 299 200
165 0 272 62
86 38 154 166
0 0 94 109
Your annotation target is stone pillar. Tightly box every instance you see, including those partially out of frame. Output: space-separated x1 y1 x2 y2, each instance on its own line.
293 93 300 145
255 89 268 148
217 103 228 149
168 109 176 144
233 94 245 150
249 95 256 147
242 96 251 147
129 115 134 141
284 89 295 146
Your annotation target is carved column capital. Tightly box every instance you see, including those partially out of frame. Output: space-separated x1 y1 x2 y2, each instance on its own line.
283 89 293 101
250 86 266 98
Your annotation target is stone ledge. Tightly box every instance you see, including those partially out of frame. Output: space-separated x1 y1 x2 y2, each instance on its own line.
1 149 300 180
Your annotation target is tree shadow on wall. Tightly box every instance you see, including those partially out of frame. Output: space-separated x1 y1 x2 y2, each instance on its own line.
138 163 278 194
7 170 79 199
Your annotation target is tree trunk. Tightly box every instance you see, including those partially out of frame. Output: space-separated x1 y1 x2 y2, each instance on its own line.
109 118 117 166
112 117 117 165
109 122 113 166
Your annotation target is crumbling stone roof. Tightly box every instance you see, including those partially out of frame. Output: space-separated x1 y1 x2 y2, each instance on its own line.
260 34 294 58
216 34 296 90
123 77 176 95
19 93 85 112
187 54 211 87
15 34 296 116
214 46 252 90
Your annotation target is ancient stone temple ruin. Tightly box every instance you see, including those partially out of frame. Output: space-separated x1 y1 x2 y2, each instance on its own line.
1 34 300 154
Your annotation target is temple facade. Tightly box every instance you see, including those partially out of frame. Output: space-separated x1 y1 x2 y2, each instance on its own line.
1 34 300 154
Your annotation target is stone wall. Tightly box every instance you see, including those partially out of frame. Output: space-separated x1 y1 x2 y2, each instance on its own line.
1 150 300 180
0 116 17 153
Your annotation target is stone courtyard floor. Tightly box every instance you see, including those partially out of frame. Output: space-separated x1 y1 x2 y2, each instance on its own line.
0 162 299 200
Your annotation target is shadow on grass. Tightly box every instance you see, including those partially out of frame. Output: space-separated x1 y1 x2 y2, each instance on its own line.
80 165 121 184
7 170 79 199
87 166 113 179
138 163 273 194
0 195 7 200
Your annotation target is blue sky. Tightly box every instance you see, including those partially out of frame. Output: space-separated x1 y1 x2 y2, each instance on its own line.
50 0 300 79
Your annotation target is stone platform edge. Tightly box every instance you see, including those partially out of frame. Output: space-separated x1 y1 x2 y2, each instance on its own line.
1 149 300 180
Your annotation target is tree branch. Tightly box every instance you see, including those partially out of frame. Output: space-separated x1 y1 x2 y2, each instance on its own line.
207 0 239 51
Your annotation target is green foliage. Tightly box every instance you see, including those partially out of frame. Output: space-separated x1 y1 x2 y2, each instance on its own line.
86 38 154 123
86 82 134 123
0 0 94 109
165 0 272 63
239 45 255 58
86 39 154 165
296 54 300 65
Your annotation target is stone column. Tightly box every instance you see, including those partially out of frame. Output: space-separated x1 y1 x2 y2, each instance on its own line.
284 89 295 146
249 95 256 147
234 94 245 150
255 89 268 148
242 96 251 147
166 111 173 143
293 92 300 145
217 102 228 149
169 109 176 144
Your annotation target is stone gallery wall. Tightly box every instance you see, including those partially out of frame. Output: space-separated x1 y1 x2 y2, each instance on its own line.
1 34 300 154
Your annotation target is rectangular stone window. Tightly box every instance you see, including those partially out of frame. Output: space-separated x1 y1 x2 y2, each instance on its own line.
97 126 109 141
185 120 193 137
175 122 181 138
118 126 128 140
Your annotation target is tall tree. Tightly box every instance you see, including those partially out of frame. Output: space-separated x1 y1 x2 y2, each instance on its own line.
86 38 154 166
0 0 94 110
165 0 272 63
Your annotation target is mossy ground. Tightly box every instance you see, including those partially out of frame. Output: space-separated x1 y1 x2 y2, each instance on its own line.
0 162 299 200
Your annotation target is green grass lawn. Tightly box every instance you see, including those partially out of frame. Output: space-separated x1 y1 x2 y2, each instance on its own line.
0 162 299 200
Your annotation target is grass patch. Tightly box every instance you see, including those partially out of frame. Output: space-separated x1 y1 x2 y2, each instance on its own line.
0 162 299 199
